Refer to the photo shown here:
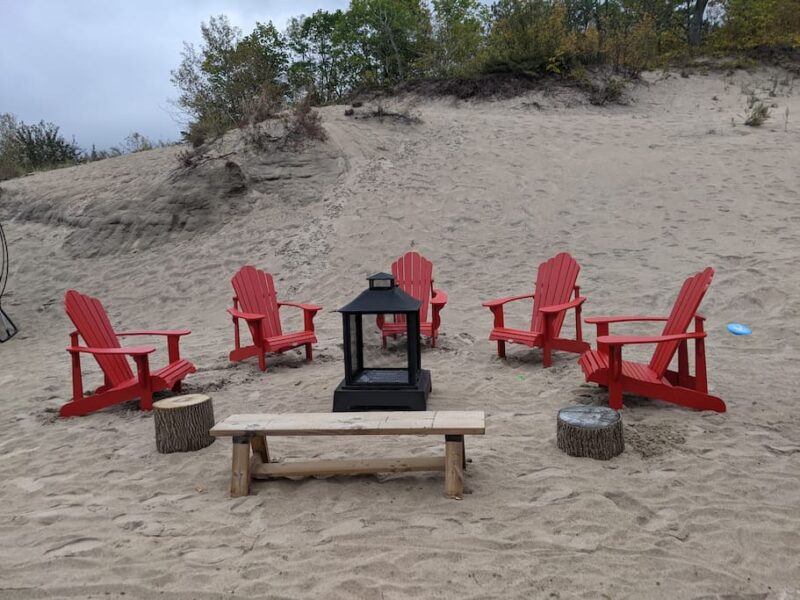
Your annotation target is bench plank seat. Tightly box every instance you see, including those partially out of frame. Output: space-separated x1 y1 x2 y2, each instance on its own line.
210 410 486 437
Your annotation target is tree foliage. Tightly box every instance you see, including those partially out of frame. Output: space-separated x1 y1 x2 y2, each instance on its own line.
171 15 289 139
167 0 800 142
0 114 82 178
712 0 800 49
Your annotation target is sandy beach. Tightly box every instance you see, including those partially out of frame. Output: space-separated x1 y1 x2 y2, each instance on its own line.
1 68 799 599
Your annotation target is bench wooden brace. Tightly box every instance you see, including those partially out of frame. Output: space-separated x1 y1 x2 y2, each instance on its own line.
228 433 467 500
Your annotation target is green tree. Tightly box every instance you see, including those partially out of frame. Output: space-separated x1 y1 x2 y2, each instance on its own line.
171 15 289 136
0 114 82 174
430 0 488 76
485 0 571 76
714 0 800 48
347 0 433 85
286 10 355 103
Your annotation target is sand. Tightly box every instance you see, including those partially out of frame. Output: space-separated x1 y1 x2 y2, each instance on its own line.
1 68 799 599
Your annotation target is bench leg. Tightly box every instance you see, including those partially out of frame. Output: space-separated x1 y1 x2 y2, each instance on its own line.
251 435 270 463
444 435 464 500
231 436 251 497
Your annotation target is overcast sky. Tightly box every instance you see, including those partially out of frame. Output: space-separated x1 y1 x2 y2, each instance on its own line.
0 1 349 150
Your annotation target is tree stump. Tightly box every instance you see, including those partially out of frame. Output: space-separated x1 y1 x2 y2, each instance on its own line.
557 406 624 460
153 394 215 454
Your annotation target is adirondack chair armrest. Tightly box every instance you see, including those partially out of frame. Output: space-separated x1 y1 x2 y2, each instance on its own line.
539 296 586 314
116 330 191 337
482 293 534 308
279 301 322 332
116 330 191 362
431 289 448 306
227 307 267 322
585 315 669 325
67 345 156 356
278 301 322 313
596 332 706 346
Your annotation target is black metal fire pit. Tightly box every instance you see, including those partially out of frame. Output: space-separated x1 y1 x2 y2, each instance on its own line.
333 273 431 412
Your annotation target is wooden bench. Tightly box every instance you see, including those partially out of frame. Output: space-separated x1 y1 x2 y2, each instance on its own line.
209 411 485 500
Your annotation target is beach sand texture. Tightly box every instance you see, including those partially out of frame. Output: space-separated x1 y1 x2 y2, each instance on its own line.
1 69 799 599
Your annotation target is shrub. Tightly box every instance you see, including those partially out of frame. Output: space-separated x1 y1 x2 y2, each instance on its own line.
745 102 771 126
605 14 659 76
239 81 285 126
287 94 327 144
483 0 573 77
185 113 232 147
121 132 154 153
0 114 82 177
589 76 626 106
711 0 800 51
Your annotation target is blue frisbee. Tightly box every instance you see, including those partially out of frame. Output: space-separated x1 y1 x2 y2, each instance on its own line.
727 323 752 336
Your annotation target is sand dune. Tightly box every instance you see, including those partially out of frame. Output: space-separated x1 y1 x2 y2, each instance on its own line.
1 68 799 599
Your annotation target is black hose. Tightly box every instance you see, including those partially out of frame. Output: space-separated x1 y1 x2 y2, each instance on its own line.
0 221 8 299
0 220 18 342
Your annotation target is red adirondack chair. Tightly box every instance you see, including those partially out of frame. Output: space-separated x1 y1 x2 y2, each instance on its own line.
377 251 448 347
229 266 321 371
578 267 725 412
482 252 589 367
62 290 195 417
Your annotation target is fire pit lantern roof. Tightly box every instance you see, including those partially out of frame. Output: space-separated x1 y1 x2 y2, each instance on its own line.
337 273 421 314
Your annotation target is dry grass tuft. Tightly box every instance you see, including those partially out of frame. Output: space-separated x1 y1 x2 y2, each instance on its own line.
745 102 770 126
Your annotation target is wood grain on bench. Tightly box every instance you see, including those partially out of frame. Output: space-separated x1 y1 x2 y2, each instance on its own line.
210 411 485 437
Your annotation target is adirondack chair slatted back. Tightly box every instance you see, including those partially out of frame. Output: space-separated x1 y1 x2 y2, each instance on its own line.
64 290 134 386
232 266 283 340
649 267 714 377
531 253 581 336
392 252 434 322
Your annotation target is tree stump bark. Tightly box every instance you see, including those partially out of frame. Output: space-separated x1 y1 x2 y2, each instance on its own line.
153 394 215 454
557 406 624 460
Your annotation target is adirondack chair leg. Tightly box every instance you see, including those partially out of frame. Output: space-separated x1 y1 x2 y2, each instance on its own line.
695 317 708 393
595 323 610 356
252 320 266 371
305 343 313 362
382 336 387 349
70 351 84 402
542 344 553 368
134 355 153 411
233 317 241 351
678 341 690 387
608 382 623 410
497 340 506 358
607 346 623 409
167 335 181 363
172 381 182 393
431 334 437 349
